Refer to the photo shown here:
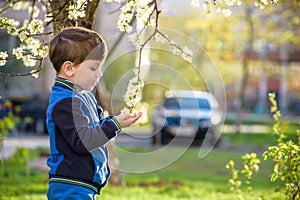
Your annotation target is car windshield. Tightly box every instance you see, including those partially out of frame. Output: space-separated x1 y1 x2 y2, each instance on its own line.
164 97 210 110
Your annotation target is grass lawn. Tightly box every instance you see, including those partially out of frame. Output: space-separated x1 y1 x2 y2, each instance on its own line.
101 146 284 200
221 132 300 148
2 117 298 200
0 143 286 200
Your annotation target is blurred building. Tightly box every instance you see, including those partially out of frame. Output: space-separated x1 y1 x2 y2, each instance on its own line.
1 1 300 117
158 0 300 116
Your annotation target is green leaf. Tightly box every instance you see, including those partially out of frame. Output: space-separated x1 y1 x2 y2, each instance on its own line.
270 173 278 182
273 164 279 174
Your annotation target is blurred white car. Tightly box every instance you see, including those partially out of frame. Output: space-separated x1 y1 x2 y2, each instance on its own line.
151 90 223 145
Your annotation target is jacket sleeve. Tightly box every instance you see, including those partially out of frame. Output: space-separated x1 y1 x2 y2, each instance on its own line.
52 97 119 153
96 105 122 133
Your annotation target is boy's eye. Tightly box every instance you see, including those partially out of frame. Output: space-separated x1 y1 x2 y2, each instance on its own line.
91 67 98 71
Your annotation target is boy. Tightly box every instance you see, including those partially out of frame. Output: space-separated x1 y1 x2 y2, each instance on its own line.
46 27 142 200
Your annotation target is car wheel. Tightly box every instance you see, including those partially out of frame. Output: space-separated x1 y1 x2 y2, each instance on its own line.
152 129 172 145
161 130 174 145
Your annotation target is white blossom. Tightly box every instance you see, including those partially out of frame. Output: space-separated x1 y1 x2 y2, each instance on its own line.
0 16 48 67
116 0 154 33
222 0 243 6
37 45 48 58
136 2 154 27
104 0 122 3
25 37 42 56
120 107 130 115
191 0 243 9
12 1 31 10
172 46 193 63
30 70 39 78
128 33 142 47
182 46 193 63
67 0 88 21
22 55 36 67
18 31 28 42
0 51 8 66
190 0 200 7
154 33 168 44
253 0 278 9
25 19 44 35
222 9 232 17
41 5 47 12
172 46 181 55
0 17 20 36
118 22 133 32
105 0 155 111
68 5 85 20
123 77 144 111
12 47 24 60
28 5 40 18
117 11 133 32
7 27 18 36
45 15 53 23
117 2 135 32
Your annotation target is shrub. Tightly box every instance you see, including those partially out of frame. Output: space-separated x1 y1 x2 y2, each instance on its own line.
263 93 300 200
226 93 300 200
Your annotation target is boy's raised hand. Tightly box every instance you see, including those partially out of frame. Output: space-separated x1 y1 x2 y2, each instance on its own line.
115 112 143 128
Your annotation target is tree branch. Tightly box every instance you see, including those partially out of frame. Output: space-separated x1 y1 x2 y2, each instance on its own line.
29 0 37 22
0 59 43 77
135 0 160 81
107 15 137 60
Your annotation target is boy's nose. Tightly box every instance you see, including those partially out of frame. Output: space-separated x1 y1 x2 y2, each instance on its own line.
96 71 103 78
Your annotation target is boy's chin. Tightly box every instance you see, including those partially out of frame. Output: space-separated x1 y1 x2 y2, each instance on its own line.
90 85 97 91
84 82 98 91
80 86 94 91
87 87 94 91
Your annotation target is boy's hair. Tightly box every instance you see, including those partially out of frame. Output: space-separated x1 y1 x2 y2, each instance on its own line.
48 27 107 73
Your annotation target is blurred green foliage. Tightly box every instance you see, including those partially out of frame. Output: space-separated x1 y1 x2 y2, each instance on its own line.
227 93 300 200
0 97 19 144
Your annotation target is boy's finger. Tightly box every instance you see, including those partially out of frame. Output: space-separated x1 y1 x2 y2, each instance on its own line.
129 112 142 118
132 112 142 119
131 112 142 122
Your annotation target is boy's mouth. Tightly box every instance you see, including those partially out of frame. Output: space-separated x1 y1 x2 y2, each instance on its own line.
93 80 98 86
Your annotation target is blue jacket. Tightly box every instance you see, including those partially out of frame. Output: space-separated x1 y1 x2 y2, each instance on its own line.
46 77 121 194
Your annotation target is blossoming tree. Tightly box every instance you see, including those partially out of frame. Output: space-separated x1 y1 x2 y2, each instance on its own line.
1 0 286 186
0 0 280 113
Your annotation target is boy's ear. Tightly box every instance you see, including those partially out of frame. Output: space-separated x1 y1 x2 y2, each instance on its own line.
61 61 75 77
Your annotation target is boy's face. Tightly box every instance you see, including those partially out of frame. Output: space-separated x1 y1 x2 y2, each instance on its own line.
74 60 103 91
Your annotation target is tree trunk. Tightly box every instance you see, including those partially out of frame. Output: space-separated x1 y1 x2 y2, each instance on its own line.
49 0 123 185
50 0 100 30
95 86 124 186
235 6 254 134
235 57 249 134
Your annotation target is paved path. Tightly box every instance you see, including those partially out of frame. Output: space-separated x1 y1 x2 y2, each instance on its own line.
0 123 273 160
0 133 152 159
1 134 50 159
